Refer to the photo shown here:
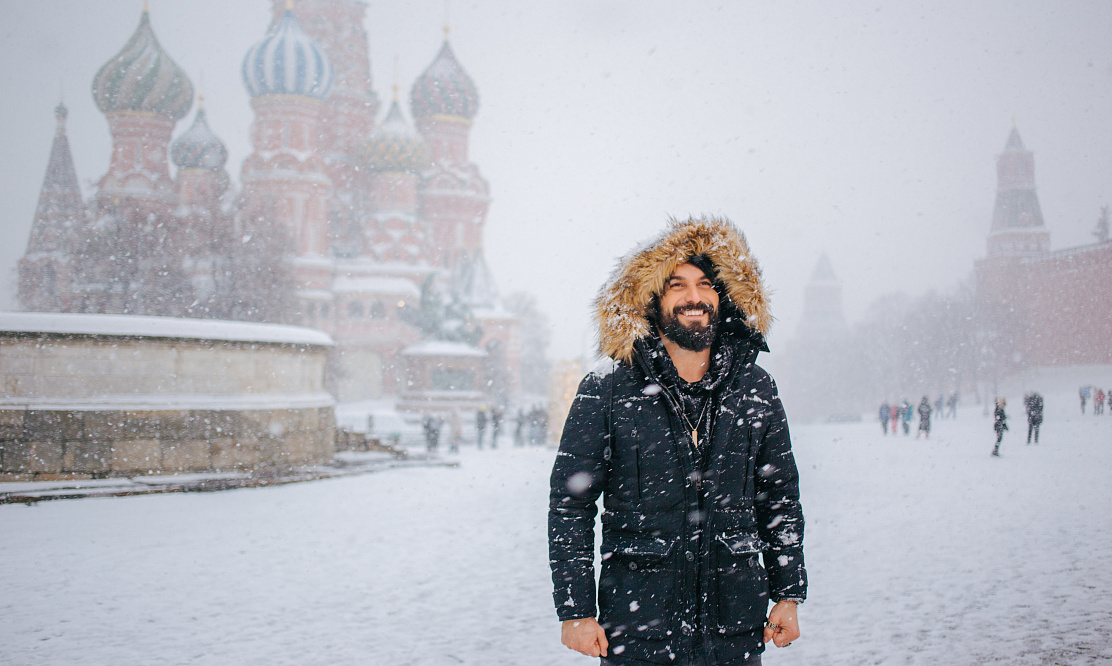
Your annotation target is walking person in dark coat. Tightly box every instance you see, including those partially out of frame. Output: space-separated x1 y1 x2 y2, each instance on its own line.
879 401 891 435
476 406 488 449
915 396 932 439
491 405 504 448
992 398 1008 457
1024 392 1044 443
422 414 442 452
549 218 806 665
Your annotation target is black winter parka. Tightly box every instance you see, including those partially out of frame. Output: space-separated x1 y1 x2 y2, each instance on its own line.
549 324 807 665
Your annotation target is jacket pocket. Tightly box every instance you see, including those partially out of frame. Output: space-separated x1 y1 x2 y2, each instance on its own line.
713 533 770 635
598 533 678 640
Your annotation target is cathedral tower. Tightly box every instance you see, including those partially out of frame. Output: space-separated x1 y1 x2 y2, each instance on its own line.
271 0 380 259
241 4 334 293
18 103 83 312
171 97 230 209
410 34 490 270
91 7 193 206
365 90 430 264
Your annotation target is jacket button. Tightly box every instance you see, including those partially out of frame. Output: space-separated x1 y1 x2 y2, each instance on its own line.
628 561 638 570
685 551 695 562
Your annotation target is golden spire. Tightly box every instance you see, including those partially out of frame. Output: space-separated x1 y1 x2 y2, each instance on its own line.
286 0 294 10
142 0 149 13
198 92 205 110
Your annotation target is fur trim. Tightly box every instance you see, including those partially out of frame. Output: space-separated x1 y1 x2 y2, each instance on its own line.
594 216 772 362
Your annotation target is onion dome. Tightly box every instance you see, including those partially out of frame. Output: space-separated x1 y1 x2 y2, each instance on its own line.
91 9 194 120
242 6 332 100
410 41 479 120
171 100 228 171
367 94 429 172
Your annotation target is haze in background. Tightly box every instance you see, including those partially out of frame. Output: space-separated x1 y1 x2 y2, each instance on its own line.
2 1 1110 360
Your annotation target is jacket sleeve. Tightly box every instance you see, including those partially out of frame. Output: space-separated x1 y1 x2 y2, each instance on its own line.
753 377 808 603
549 370 610 621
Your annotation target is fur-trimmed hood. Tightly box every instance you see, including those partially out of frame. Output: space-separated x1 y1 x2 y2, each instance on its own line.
594 216 772 363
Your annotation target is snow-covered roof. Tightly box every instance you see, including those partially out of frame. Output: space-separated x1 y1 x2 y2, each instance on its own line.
0 312 333 346
401 340 486 357
333 276 420 297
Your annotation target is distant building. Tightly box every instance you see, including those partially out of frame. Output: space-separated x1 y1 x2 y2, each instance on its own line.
18 1 522 407
974 126 1112 376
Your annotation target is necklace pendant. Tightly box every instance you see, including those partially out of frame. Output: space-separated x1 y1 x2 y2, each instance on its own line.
692 429 698 448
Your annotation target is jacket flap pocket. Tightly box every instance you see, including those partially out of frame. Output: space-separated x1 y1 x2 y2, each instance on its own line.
604 533 677 561
715 532 767 556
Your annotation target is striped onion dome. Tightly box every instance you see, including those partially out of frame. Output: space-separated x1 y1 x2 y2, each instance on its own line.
366 97 429 173
91 9 194 120
171 103 228 171
242 7 332 100
410 41 479 120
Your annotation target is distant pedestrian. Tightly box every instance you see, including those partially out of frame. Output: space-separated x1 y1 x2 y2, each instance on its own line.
934 395 944 419
1096 388 1106 416
449 408 462 453
992 398 1008 457
916 396 932 439
890 404 899 434
1080 386 1090 414
1107 389 1112 416
514 408 525 446
901 399 912 435
1024 392 1044 444
491 406 504 447
946 392 958 419
476 406 488 449
879 401 891 435
422 414 442 452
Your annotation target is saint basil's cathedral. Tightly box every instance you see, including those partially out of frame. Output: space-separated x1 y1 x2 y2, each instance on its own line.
18 1 521 407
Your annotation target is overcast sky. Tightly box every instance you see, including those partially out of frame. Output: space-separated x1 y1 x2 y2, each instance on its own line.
2 1 1111 360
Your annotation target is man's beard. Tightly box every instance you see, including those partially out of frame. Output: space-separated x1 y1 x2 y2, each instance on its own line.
659 301 719 352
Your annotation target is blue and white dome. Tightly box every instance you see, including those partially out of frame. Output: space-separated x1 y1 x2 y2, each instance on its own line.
242 7 332 100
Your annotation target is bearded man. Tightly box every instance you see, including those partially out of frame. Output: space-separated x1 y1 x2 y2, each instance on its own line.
549 217 807 665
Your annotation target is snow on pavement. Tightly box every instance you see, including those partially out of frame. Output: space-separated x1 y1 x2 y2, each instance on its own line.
1 407 1110 665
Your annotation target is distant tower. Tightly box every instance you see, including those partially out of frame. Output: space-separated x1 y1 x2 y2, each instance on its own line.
18 103 84 312
410 32 490 270
796 253 849 341
986 126 1050 257
241 4 334 294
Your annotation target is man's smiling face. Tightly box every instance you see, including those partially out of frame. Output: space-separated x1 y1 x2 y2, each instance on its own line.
658 262 720 352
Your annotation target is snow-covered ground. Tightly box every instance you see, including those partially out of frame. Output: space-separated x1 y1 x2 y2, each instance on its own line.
2 395 1111 665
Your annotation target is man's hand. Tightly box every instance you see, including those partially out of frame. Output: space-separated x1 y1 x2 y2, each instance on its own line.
763 600 800 648
561 617 608 658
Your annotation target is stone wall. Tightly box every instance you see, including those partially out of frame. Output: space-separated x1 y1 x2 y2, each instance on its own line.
0 313 335 481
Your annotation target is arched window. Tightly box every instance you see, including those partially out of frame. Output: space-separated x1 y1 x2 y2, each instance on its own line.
370 301 386 319
348 301 364 319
